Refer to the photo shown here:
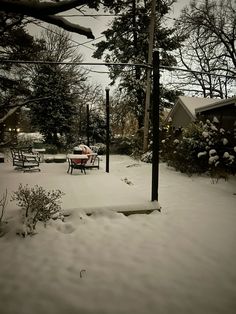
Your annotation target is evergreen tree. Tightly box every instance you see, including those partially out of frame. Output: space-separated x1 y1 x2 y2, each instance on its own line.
93 0 183 127
31 63 76 148
30 28 89 148
0 12 44 143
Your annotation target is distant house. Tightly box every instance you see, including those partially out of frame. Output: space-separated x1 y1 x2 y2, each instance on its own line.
166 96 236 134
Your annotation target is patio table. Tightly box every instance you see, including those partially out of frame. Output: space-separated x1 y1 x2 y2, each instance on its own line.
66 154 88 174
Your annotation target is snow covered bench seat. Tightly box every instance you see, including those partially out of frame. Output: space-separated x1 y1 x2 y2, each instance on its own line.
10 148 40 172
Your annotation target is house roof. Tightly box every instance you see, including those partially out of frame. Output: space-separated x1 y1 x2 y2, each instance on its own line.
178 96 217 118
167 96 236 123
195 96 236 113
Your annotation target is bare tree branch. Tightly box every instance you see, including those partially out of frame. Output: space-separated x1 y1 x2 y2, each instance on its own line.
0 107 19 124
173 0 236 98
0 0 89 15
39 14 94 38
0 97 50 124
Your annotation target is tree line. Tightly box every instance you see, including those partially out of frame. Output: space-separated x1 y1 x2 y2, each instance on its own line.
0 0 235 151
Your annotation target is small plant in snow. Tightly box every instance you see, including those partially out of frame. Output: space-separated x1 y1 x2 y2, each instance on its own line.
11 184 64 237
141 151 152 163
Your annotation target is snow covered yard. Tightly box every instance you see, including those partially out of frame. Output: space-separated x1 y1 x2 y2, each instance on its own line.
0 155 236 314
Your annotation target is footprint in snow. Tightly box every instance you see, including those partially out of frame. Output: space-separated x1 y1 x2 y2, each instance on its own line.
121 177 134 185
56 222 76 234
126 163 140 168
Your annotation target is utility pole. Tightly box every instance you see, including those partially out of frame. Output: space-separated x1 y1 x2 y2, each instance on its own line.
143 0 156 152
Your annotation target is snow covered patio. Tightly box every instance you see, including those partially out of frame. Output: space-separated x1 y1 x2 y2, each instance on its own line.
0 155 236 314
0 155 160 214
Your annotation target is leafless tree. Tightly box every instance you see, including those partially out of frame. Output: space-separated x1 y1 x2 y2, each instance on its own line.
172 0 236 98
37 26 88 91
110 89 138 137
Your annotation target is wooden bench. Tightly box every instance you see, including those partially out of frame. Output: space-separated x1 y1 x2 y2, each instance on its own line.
10 147 40 172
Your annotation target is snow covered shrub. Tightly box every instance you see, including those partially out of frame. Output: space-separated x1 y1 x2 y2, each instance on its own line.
161 119 236 177
92 143 106 155
130 128 145 158
196 119 236 178
11 184 64 237
17 132 44 148
160 125 182 164
111 136 134 155
168 122 210 174
141 151 152 163
43 144 58 154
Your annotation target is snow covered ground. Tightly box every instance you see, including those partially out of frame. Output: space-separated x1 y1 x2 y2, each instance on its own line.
0 155 236 314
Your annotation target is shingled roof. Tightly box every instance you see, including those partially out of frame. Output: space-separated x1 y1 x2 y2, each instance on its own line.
167 96 236 122
177 96 217 119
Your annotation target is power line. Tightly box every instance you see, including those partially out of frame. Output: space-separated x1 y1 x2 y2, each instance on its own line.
1 58 235 79
86 67 134 74
0 59 152 69
160 65 236 79
27 18 98 51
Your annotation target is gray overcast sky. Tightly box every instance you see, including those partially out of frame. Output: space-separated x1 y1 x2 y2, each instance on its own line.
29 0 191 92
76 0 191 90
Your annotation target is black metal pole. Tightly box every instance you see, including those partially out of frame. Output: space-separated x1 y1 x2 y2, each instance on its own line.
86 104 90 147
151 50 160 203
105 87 110 173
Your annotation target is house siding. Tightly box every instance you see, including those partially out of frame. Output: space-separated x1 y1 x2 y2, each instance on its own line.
171 104 192 129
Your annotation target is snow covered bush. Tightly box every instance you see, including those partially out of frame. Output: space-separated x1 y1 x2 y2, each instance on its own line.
196 119 236 177
141 151 152 163
11 184 64 237
111 136 136 155
43 144 58 154
168 122 211 174
17 132 45 148
92 143 106 155
160 119 236 178
160 125 182 165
